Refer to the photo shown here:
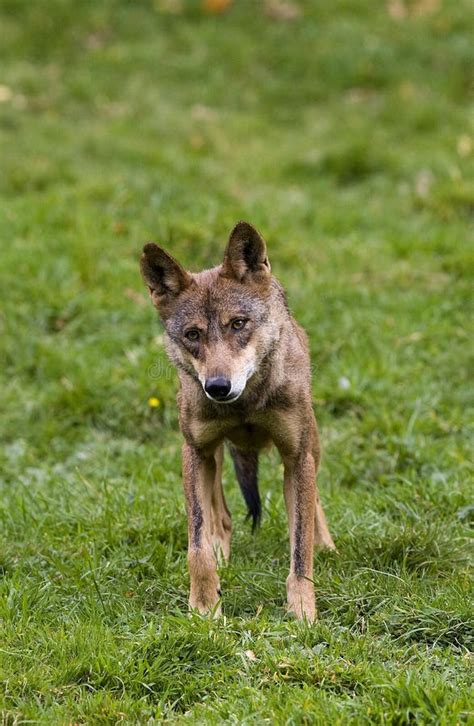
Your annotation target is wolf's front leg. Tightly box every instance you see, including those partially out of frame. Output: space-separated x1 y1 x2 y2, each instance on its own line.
182 442 221 616
283 449 316 622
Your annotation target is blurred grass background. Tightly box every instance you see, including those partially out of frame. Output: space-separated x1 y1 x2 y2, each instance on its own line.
0 0 473 723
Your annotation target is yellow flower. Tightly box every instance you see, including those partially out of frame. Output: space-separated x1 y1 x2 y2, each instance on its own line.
148 397 160 408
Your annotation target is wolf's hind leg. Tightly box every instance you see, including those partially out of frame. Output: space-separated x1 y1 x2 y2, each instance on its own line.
182 442 221 616
211 444 232 561
314 491 336 550
312 423 336 550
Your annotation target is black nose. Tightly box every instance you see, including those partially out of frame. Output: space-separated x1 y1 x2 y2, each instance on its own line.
205 377 232 401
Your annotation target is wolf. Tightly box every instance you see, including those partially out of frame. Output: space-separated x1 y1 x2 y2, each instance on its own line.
140 221 335 621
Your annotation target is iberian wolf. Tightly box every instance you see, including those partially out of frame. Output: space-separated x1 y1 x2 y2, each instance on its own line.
140 221 335 621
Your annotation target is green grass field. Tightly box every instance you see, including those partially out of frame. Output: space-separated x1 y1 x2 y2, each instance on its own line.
1 0 473 722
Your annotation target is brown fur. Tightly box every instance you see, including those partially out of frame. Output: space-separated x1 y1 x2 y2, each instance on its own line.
140 221 335 621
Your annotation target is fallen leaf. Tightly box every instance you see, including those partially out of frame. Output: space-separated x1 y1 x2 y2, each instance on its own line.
412 0 440 17
457 134 472 158
0 85 13 103
202 0 232 14
154 0 183 13
265 0 301 20
387 0 407 19
244 650 257 661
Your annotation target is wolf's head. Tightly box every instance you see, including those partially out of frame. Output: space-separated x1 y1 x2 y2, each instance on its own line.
140 221 282 404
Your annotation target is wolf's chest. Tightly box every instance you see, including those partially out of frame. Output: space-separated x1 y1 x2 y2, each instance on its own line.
225 423 272 451
187 412 272 451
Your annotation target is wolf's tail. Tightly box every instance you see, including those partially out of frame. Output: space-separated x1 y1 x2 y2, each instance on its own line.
228 445 261 530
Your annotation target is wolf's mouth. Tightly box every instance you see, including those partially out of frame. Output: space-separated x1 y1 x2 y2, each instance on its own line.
204 389 242 404
216 391 242 404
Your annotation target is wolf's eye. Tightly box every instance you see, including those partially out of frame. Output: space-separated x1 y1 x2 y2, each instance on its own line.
231 318 246 331
185 329 200 342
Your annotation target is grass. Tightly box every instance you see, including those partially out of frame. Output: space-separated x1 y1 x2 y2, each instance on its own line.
0 0 473 722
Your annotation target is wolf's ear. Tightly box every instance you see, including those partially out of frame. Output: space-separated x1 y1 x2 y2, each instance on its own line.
140 243 192 308
221 221 271 283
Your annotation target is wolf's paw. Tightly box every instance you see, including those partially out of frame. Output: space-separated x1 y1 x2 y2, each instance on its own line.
189 580 222 618
212 534 231 563
189 599 222 619
286 574 317 623
314 535 337 552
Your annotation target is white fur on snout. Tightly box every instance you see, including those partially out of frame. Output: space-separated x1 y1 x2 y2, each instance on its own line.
227 362 256 402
